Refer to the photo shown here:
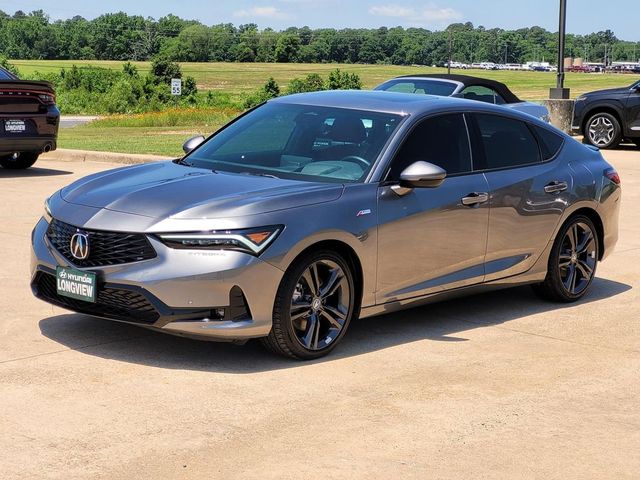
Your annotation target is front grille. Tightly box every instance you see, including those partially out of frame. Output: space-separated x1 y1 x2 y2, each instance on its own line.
46 218 157 267
33 272 159 324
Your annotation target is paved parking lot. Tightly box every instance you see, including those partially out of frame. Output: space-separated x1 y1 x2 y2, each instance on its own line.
1 147 639 479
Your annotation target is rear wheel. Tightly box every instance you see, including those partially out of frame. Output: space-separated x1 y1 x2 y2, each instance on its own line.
261 250 356 360
532 215 599 302
584 113 622 149
0 152 39 170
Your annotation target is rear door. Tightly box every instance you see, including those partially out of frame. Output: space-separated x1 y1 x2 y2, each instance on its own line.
469 113 571 281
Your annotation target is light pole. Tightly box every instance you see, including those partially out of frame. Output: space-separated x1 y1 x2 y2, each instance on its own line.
447 30 453 74
550 0 570 99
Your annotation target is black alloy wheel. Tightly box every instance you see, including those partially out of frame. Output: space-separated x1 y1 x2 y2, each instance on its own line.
262 251 356 359
533 215 599 302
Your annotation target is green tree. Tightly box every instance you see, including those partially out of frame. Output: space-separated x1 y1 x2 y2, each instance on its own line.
275 34 300 62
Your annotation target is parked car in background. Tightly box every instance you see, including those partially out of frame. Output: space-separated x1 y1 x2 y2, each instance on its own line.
375 74 550 122
572 79 640 149
0 66 59 169
32 91 620 359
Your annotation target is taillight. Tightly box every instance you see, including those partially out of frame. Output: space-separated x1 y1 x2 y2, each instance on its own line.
37 93 56 104
605 168 621 185
0 90 55 104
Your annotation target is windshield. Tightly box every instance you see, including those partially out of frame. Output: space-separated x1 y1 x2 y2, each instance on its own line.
185 103 403 183
376 79 458 97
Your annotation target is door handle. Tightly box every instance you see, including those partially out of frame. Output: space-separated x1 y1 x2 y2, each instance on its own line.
461 192 489 206
544 181 568 194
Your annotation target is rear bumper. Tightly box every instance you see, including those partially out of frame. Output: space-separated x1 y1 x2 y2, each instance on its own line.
0 135 56 154
0 107 60 154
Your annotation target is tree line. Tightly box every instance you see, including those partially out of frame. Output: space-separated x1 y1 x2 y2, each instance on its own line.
1 9 638 66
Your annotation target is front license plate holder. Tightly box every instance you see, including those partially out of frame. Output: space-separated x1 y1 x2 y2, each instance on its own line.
56 266 97 303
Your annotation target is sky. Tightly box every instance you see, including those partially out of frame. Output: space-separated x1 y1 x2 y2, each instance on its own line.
2 0 638 41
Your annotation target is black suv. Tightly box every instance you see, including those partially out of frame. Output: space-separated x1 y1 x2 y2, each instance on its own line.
572 79 640 149
0 66 60 169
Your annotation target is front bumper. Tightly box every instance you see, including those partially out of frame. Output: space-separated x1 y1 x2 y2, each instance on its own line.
30 217 284 341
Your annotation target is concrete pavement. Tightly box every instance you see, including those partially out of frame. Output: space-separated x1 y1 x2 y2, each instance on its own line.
0 147 639 479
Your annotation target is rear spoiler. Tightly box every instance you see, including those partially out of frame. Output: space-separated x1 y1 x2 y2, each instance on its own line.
0 80 55 94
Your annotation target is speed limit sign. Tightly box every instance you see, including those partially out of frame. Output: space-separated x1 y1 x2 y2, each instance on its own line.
171 78 182 96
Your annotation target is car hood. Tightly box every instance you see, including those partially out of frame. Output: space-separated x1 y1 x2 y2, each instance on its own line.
582 86 631 98
60 161 344 219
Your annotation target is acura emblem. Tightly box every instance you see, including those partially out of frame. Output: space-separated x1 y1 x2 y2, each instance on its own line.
70 232 90 260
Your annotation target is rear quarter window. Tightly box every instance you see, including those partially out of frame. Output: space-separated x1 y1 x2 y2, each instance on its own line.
532 125 565 160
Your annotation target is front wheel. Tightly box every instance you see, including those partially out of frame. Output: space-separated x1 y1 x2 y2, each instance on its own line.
532 215 599 302
584 113 622 149
261 250 356 360
0 152 40 170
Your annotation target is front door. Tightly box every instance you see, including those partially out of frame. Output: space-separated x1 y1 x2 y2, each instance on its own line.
625 84 640 136
376 113 490 303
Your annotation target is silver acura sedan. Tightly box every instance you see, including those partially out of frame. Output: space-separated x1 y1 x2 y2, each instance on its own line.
31 91 621 359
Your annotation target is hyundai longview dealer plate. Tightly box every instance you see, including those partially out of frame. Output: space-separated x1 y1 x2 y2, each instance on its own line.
4 119 26 133
56 266 97 303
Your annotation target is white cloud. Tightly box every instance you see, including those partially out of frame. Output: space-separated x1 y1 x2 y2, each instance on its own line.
369 5 415 18
233 6 291 19
369 3 462 25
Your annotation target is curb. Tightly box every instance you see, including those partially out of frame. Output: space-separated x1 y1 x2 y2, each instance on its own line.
41 148 170 165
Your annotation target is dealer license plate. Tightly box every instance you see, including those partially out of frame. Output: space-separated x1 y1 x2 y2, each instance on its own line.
4 120 26 133
56 267 97 303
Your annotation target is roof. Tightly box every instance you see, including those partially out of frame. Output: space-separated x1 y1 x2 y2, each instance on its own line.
392 73 522 104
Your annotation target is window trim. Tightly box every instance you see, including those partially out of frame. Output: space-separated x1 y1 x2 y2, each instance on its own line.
380 111 475 183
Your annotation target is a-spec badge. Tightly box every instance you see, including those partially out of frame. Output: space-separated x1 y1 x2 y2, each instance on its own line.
356 209 372 217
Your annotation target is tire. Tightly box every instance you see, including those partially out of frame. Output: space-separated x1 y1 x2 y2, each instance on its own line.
532 215 599 302
583 112 622 149
261 250 357 360
0 152 39 170
633 139 640 149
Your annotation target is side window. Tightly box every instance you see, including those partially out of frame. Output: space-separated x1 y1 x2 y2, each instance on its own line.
461 86 505 105
385 82 422 94
532 125 564 160
389 114 472 179
473 114 541 170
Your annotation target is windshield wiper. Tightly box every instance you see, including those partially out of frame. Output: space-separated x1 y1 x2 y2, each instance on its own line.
240 171 280 179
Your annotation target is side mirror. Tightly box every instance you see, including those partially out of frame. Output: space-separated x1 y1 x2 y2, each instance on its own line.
399 161 447 189
182 135 205 154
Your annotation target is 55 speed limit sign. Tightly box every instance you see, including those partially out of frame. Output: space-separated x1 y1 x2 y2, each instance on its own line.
171 78 182 96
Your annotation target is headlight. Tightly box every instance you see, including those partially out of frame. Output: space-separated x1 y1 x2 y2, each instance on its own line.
156 226 283 255
575 96 587 102
44 198 53 222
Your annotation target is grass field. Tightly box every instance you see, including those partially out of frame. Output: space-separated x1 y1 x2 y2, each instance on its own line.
15 60 640 100
59 108 234 156
13 60 637 155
